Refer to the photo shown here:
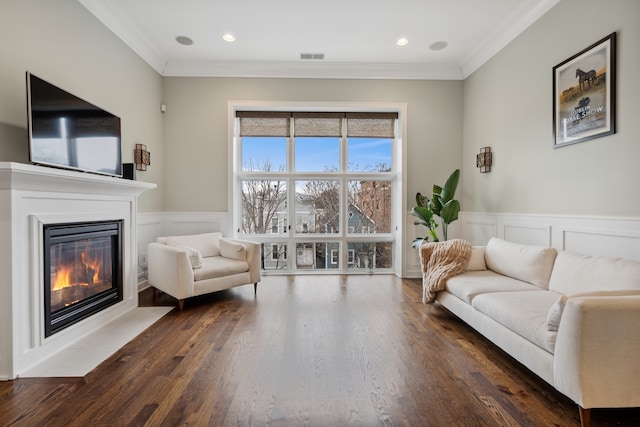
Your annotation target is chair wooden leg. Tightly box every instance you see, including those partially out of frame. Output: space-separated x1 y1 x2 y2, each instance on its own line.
178 299 184 310
579 406 591 427
254 283 258 295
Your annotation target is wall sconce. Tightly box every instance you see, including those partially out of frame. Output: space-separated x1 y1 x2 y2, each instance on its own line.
476 147 492 173
134 144 150 171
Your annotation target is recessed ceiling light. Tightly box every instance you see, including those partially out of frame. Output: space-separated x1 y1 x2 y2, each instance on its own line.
430 41 448 51
175 36 194 46
396 37 409 47
223 33 236 42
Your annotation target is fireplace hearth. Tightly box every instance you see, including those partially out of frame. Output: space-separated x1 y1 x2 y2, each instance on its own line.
44 220 123 337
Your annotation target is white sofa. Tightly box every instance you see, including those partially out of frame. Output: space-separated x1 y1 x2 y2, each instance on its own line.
148 232 261 309
423 237 640 427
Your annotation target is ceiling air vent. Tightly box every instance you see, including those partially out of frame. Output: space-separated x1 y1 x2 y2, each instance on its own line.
300 53 325 60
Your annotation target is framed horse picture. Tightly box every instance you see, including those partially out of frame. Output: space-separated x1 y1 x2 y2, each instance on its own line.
552 32 616 148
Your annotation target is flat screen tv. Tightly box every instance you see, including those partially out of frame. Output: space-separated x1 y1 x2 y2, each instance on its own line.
26 72 122 177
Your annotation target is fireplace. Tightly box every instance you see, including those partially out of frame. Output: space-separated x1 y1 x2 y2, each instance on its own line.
0 162 155 379
43 220 123 337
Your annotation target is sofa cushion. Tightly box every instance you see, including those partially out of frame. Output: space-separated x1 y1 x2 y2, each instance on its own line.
466 246 487 271
166 232 222 258
485 238 557 289
546 289 640 331
548 251 640 295
177 246 203 269
471 291 559 353
219 238 246 261
193 256 249 281
446 270 539 304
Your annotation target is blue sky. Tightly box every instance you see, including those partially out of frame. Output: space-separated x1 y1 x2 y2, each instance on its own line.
242 137 391 172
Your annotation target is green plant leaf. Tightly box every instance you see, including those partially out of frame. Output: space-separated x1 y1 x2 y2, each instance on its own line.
440 199 461 224
431 184 443 215
439 169 460 204
411 206 434 223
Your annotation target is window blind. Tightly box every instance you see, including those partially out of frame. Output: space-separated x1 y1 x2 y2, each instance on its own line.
237 111 291 137
346 113 398 138
293 112 343 137
236 111 398 138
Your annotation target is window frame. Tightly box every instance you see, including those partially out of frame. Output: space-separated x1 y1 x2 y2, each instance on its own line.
229 103 406 276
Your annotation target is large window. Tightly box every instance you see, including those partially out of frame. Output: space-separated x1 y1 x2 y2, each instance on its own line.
234 111 398 273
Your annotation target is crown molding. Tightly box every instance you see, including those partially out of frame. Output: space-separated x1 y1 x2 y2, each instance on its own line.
460 0 561 78
162 60 464 80
79 0 166 74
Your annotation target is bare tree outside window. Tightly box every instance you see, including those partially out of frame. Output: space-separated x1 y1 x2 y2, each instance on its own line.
241 160 287 235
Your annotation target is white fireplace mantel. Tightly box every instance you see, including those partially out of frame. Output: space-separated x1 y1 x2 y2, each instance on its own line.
0 162 156 380
0 161 154 196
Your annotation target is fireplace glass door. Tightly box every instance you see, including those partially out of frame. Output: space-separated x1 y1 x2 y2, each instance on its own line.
44 220 123 337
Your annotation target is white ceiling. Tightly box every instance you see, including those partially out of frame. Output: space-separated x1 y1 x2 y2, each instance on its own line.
79 0 560 80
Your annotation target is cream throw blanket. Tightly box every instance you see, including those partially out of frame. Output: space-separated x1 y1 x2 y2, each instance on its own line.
420 239 472 303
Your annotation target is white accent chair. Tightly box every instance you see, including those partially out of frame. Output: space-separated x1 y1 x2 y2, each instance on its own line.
148 232 261 309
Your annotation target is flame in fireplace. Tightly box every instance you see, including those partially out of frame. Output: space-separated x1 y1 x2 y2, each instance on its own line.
51 249 105 291
81 251 102 284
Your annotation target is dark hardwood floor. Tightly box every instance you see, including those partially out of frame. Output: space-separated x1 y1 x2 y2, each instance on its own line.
1 275 638 426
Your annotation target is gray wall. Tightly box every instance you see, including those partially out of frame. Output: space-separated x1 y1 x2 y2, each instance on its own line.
0 0 164 212
162 77 463 212
463 0 640 216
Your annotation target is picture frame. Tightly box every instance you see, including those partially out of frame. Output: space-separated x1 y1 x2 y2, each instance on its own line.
552 32 616 148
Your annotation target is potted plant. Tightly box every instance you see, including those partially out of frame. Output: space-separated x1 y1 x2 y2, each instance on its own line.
411 169 461 248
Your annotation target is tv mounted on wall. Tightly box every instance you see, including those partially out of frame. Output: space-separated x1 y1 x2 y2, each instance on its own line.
26 72 122 177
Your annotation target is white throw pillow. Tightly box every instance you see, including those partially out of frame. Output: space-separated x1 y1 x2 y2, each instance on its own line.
466 246 487 271
485 238 557 289
166 232 221 257
545 289 640 331
545 294 567 331
177 246 203 269
219 238 246 261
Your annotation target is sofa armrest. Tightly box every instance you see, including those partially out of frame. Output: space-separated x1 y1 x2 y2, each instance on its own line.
147 242 195 300
553 294 640 409
223 238 261 284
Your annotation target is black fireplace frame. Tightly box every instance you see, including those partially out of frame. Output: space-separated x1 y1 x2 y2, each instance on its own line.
43 220 123 338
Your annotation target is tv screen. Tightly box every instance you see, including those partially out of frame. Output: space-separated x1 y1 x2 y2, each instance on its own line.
27 72 122 177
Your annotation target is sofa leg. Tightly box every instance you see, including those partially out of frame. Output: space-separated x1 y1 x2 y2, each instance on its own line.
254 283 258 295
178 299 184 310
578 406 591 427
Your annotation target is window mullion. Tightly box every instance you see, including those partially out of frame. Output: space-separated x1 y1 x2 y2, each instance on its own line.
287 120 295 270
340 117 348 271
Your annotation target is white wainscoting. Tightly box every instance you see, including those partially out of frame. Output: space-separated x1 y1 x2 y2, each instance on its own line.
460 212 640 259
404 211 640 278
136 212 229 287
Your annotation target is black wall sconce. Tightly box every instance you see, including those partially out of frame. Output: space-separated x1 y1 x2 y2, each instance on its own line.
134 144 151 171
476 147 492 173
